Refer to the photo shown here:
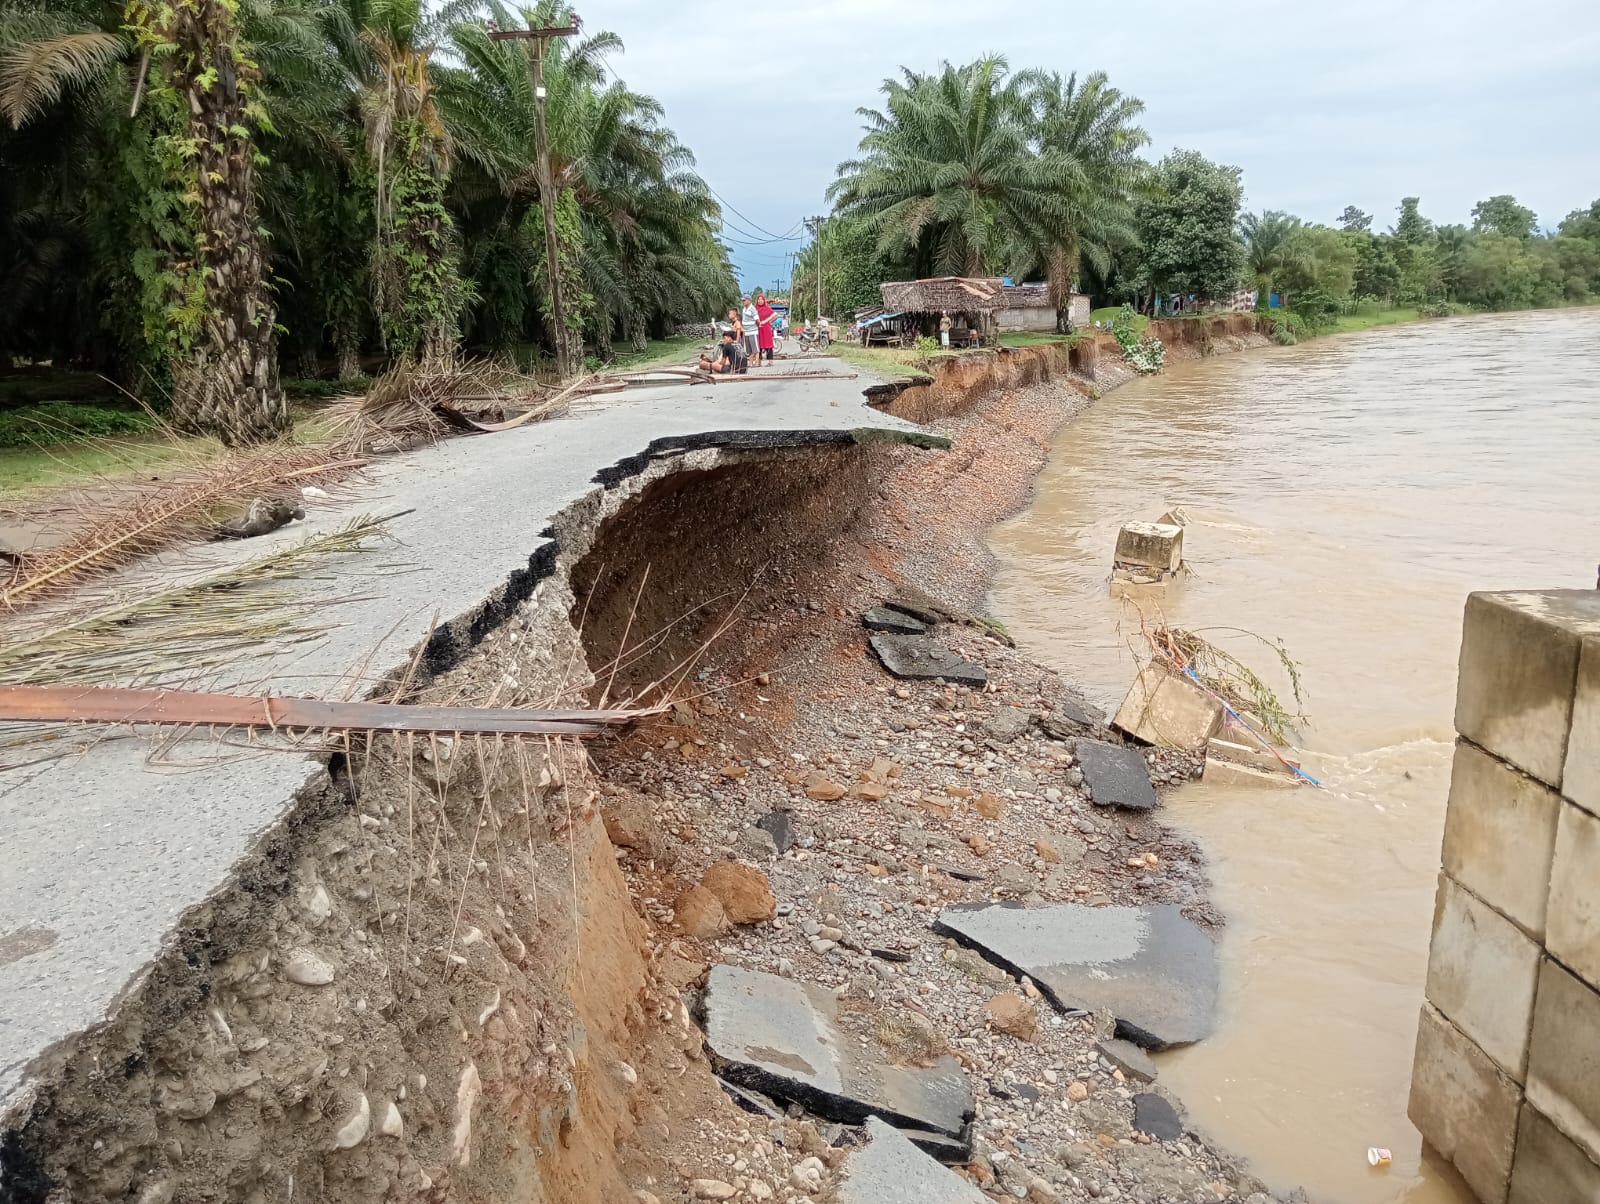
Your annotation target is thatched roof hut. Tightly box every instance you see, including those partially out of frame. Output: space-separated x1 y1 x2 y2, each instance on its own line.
877 277 1009 315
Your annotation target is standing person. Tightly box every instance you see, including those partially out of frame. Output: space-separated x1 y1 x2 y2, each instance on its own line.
939 310 952 348
755 291 777 364
740 296 760 367
727 305 744 347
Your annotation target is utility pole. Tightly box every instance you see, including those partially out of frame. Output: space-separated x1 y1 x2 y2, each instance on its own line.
489 11 582 379
805 216 825 321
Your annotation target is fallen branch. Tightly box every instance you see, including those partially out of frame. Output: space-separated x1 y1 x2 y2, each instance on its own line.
0 685 661 738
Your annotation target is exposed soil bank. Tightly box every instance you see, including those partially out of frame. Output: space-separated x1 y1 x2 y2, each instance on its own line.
0 319 1277 1204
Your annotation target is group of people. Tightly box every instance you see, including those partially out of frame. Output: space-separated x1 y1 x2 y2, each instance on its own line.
698 291 777 375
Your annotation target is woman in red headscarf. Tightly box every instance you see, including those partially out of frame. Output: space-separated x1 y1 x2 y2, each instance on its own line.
754 291 776 365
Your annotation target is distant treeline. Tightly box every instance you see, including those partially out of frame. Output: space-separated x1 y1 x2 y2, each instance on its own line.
785 57 1600 330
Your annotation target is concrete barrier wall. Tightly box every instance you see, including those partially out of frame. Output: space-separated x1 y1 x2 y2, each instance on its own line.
1410 590 1600 1202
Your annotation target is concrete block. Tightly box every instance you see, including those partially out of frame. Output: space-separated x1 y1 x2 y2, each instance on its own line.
1424 874 1542 1079
1454 591 1600 791
1113 663 1224 750
1114 521 1183 573
1526 957 1600 1168
1508 1104 1600 1204
1547 799 1600 993
1201 757 1301 790
1566 635 1600 815
1440 740 1561 940
1206 736 1300 774
1407 1003 1521 1204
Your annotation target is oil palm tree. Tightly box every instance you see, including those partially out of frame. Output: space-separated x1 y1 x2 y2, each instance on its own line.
1026 70 1148 330
1239 210 1303 309
444 3 729 360
829 56 1056 278
320 0 480 363
116 0 291 441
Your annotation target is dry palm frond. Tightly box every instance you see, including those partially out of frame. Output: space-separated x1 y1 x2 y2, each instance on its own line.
324 357 575 451
0 515 397 687
0 30 125 129
1 445 364 609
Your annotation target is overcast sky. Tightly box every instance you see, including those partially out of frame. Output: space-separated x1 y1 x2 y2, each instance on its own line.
578 0 1600 291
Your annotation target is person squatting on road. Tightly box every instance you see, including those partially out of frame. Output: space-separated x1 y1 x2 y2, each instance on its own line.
699 329 749 374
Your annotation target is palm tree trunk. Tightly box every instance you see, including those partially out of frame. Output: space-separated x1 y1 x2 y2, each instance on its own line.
627 310 648 354
375 125 465 367
149 0 285 444
1048 237 1081 333
334 325 361 381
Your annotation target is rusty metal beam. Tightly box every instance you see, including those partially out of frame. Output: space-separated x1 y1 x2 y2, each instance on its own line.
0 685 655 738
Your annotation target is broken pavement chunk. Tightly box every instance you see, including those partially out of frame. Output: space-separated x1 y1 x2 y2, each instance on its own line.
863 606 929 635
932 902 1218 1049
1113 664 1223 751
838 1117 989 1203
881 599 942 626
702 965 973 1139
868 635 987 688
1097 1038 1158 1083
1075 739 1158 810
1132 1092 1184 1141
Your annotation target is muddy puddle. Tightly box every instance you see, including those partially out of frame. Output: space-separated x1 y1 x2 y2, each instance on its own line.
988 308 1598 1202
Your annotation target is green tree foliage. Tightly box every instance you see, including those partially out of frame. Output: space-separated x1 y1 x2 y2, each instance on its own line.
0 0 730 428
827 58 1147 329
1471 194 1537 240
1238 210 1302 305
1023 70 1148 329
1337 205 1372 233
1393 196 1433 244
830 57 1053 277
1131 149 1245 302
1275 225 1356 324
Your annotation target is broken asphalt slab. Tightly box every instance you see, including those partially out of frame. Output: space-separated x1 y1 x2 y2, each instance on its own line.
862 606 929 635
702 965 973 1141
1075 738 1157 810
868 634 987 688
838 1117 990 1204
1132 1092 1184 1141
932 902 1218 1049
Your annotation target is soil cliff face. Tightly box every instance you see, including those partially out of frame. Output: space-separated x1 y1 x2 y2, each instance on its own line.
874 314 1272 425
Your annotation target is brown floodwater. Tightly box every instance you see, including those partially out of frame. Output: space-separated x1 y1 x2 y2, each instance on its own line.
988 309 1598 1203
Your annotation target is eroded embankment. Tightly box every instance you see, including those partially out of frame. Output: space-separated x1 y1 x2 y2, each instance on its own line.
1 321 1277 1204
871 314 1271 425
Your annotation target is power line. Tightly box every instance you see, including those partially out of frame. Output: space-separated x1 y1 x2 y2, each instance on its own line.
719 227 803 248
707 184 804 242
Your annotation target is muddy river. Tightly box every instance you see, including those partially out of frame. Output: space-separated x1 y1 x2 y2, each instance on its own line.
989 309 1598 1203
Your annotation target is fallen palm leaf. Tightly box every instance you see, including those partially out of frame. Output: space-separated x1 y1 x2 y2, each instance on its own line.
2 446 364 609
326 359 580 450
0 684 660 737
0 514 401 686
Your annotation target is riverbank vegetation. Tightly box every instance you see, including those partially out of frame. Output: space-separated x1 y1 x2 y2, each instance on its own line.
0 0 735 443
795 55 1600 348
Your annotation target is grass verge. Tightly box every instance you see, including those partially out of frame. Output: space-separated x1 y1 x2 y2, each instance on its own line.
1326 306 1422 334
